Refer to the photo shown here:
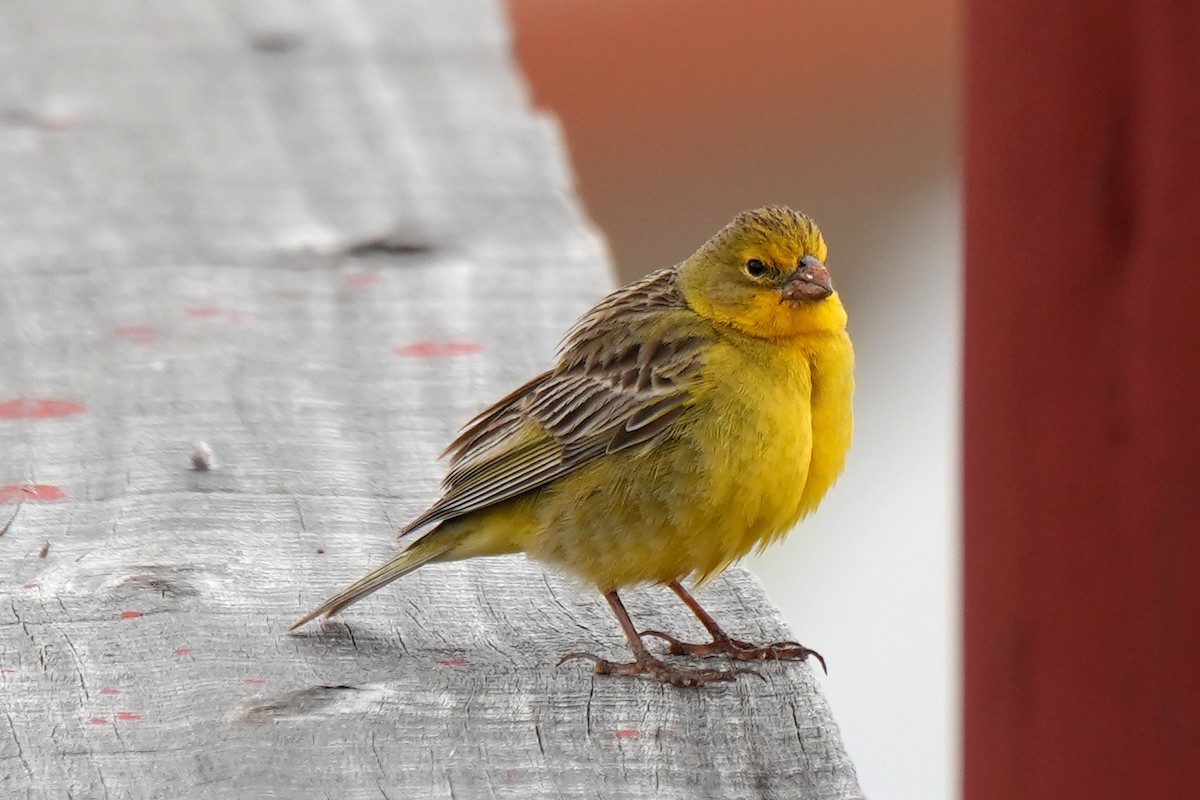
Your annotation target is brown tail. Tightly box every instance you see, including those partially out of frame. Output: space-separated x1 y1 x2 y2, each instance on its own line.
289 532 456 630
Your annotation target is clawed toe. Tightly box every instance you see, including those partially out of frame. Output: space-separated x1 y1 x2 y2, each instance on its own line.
730 641 827 673
558 650 751 686
638 630 826 673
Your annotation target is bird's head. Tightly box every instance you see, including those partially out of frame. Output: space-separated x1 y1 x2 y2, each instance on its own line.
678 206 847 339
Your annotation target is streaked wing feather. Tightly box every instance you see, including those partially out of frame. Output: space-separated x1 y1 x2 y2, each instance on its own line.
441 372 553 462
606 398 689 453
403 269 701 534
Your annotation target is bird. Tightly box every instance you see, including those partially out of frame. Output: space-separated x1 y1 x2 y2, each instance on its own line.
291 206 855 686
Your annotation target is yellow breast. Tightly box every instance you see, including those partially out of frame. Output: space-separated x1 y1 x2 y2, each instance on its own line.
522 325 854 590
683 330 854 580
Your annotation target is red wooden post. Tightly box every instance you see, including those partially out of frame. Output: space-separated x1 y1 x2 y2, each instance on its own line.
965 1 1200 797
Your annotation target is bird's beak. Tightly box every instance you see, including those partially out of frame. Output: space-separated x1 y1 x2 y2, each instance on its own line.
781 255 833 302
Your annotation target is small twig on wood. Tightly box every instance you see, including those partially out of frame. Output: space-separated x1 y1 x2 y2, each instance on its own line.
249 31 303 54
341 230 436 257
0 503 20 537
38 541 50 558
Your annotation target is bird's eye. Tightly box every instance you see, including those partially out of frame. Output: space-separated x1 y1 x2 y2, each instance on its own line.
745 259 767 277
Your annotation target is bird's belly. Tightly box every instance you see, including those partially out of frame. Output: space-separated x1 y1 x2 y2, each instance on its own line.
687 396 816 577
526 380 815 590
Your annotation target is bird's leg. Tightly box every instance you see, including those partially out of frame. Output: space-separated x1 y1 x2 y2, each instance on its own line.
641 580 827 672
558 591 754 686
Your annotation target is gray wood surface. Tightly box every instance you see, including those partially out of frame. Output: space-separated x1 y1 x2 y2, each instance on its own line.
0 2 864 798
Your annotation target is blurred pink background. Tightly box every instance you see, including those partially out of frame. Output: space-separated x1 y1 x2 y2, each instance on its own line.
506 0 956 283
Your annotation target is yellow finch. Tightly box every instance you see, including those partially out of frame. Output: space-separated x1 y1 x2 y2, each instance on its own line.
292 206 855 686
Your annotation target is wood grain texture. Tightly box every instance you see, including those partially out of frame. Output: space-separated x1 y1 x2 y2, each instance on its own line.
0 1 863 798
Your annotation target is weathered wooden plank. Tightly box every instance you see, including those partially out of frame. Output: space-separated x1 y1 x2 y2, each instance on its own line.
0 1 863 798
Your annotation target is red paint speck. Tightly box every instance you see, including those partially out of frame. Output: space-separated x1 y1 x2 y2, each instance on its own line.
116 711 141 721
504 770 519 780
439 659 467 667
115 324 155 335
100 688 121 696
114 324 157 344
173 647 192 656
0 484 66 503
243 678 265 685
22 583 38 590
0 399 87 419
395 341 483 358
120 610 142 619
344 272 380 288
2 669 16 674
42 115 76 131
89 717 107 725
615 729 641 738
186 306 222 318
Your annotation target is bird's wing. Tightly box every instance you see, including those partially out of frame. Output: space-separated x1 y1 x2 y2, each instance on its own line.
401 269 705 534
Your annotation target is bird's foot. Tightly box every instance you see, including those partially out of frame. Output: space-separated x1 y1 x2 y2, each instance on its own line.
557 650 757 686
640 630 827 673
